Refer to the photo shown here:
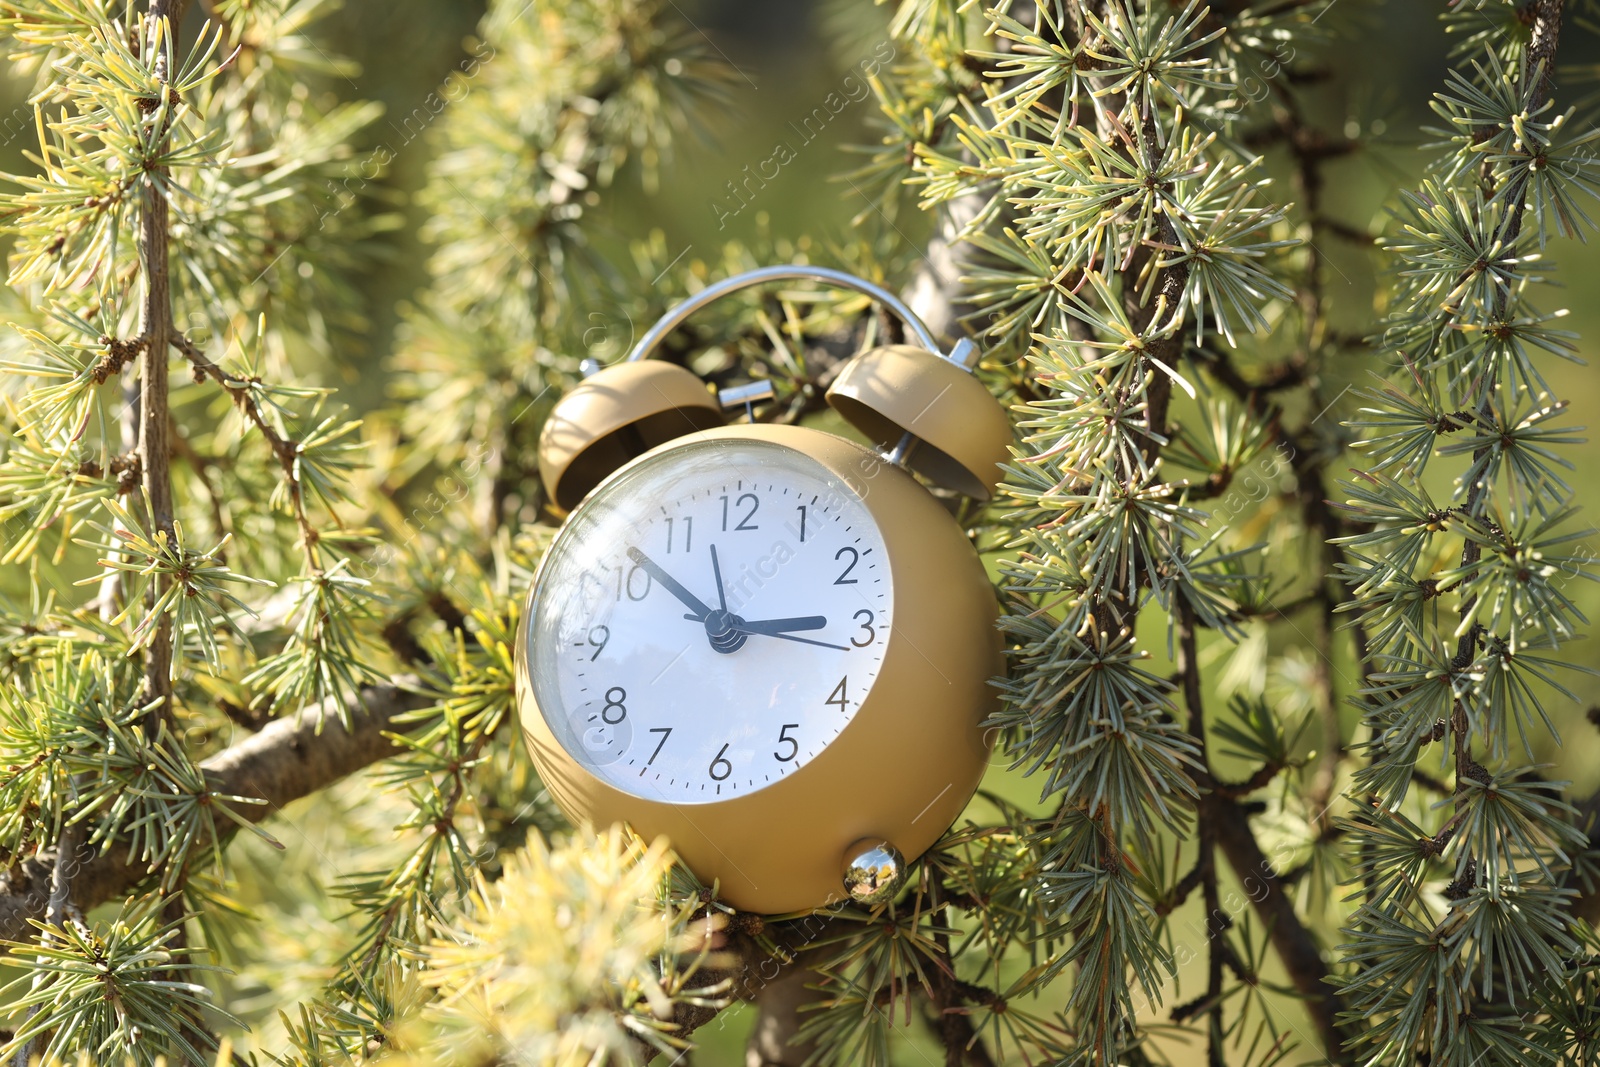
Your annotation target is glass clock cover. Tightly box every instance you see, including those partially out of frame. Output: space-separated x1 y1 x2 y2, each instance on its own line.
526 437 892 804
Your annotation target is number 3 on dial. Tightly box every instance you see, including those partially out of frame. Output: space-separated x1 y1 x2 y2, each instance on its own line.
851 609 875 647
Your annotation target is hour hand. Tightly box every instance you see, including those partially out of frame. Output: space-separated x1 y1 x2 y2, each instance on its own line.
626 547 713 620
678 614 829 634
735 616 828 636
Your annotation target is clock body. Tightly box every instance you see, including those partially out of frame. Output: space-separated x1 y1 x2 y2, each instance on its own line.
516 423 1000 913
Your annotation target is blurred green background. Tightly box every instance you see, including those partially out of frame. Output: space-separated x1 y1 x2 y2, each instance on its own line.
3 2 1599 1063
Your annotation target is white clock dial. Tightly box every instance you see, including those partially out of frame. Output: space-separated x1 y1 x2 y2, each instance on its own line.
527 437 892 804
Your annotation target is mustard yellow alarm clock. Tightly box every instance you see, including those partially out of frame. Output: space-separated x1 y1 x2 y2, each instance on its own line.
515 266 1010 913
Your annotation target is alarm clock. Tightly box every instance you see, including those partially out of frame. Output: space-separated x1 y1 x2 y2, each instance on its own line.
515 266 1011 913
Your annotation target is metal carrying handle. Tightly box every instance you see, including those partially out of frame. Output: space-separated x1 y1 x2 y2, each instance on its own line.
623 265 976 369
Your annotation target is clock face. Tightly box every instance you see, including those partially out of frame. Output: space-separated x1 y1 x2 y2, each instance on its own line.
527 437 892 804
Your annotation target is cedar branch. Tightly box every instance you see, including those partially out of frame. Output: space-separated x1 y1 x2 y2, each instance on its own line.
1171 602 1350 1049
0 678 430 946
1448 0 1563 839
171 333 324 574
1201 793 1354 1059
136 0 185 723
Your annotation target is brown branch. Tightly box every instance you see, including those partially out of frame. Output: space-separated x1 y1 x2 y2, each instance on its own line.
743 964 824 1067
1157 858 1205 917
1257 75 1375 817
137 2 195 991
1202 93 1365 1056
1235 592 1319 622
1201 792 1355 1061
1570 787 1600 925
1192 346 1310 402
171 332 323 574
1212 761 1288 800
1175 599 1228 1067
90 335 147 385
1295 456 1364 821
1314 216 1376 245
1525 0 1565 93
1181 586 1353 1060
924 880 998 1067
137 0 184 727
0 678 430 946
644 913 837 1066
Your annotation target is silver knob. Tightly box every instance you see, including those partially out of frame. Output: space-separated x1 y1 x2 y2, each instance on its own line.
841 839 905 906
579 357 603 378
717 379 776 412
942 337 980 371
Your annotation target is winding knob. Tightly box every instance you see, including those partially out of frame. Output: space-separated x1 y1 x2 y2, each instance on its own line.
717 379 776 412
841 839 906 906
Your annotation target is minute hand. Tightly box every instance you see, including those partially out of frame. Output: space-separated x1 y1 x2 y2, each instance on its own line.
626 547 713 620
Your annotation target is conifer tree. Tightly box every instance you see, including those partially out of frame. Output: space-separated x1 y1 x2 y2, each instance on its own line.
0 2 1596 1066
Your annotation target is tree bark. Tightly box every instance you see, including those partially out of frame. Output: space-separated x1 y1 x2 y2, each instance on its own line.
1203 794 1354 1060
904 193 982 345
1569 784 1600 925
744 965 824 1067
0 679 430 945
136 0 189 722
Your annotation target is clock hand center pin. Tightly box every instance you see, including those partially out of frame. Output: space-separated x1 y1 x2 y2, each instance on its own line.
703 543 747 654
625 544 752 655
